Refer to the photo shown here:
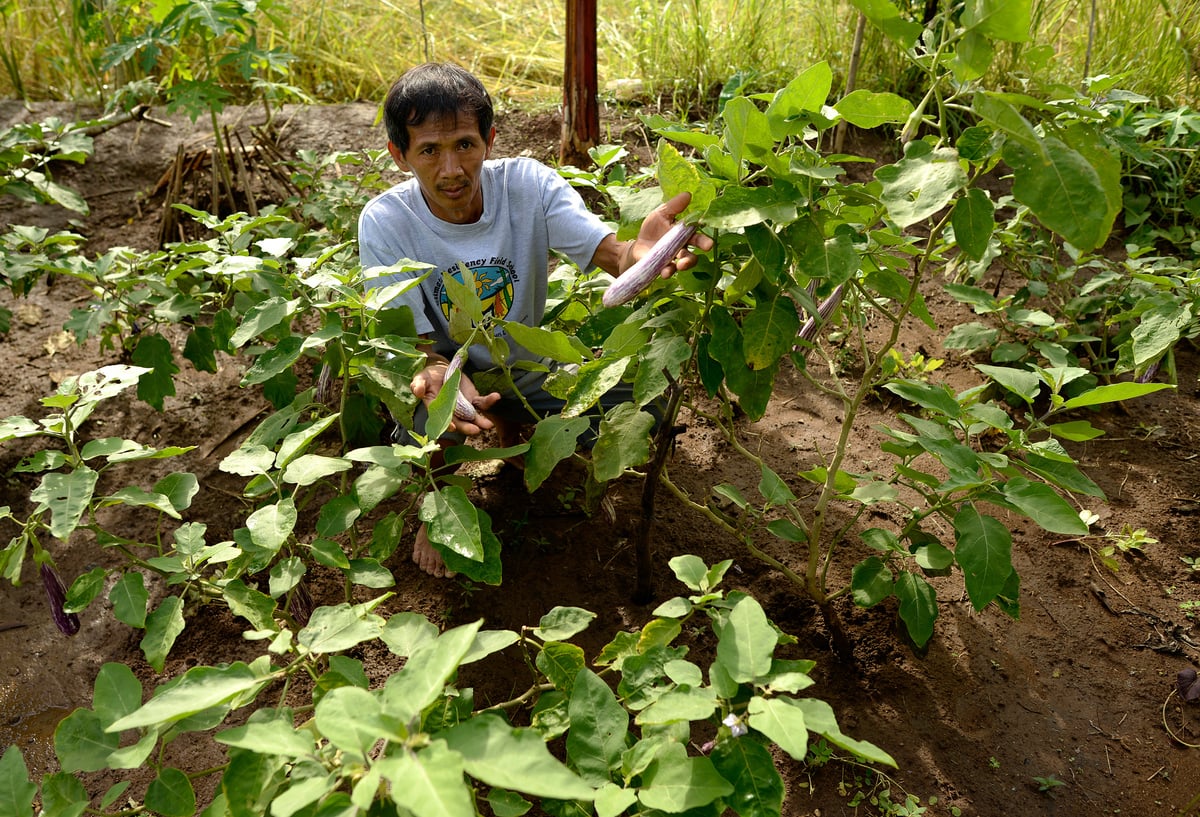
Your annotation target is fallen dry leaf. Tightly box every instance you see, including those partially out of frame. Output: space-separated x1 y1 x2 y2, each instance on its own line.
16 304 43 326
43 331 74 357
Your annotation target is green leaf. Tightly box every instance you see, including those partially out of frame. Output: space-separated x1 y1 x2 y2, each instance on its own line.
894 571 938 647
715 595 777 683
1003 136 1112 251
562 357 630 418
951 187 995 261
710 734 785 817
846 0 923 45
722 96 775 171
92 663 143 729
882 380 961 417
533 607 597 641
268 774 337 817
636 687 718 725
797 232 859 285
131 333 179 410
637 742 733 811
525 416 590 492
298 603 384 655
282 454 352 486
376 744 476 817
964 0 1032 42
747 697 809 760
182 325 218 373
1047 420 1105 442
441 716 596 800
1001 477 1089 535
246 498 297 553
241 336 304 387
592 785 636 817
314 687 390 760
953 506 1014 611
64 566 107 613
943 322 998 352
1060 381 1173 410
976 364 1041 403
793 698 896 766
217 715 315 756
764 61 833 124
155 472 200 512
1021 451 1104 498
503 322 586 364
875 142 968 228
380 611 439 657
633 336 691 406
146 768 196 817
140 595 186 673
53 710 119 772
108 662 268 732
0 746 36 817
220 444 275 477
834 89 914 128
592 403 655 482
381 620 483 722
420 485 483 562
669 555 710 591
222 579 277 630
230 296 296 348
436 505 503 585
851 557 894 607
39 773 89 817
536 642 587 693
101 486 180 518
565 669 629 785
742 297 800 371
758 464 796 506
31 467 98 540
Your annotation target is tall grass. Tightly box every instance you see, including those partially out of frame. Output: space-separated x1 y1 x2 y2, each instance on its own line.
0 0 1195 110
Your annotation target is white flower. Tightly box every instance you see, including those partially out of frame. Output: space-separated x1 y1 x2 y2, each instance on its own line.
722 713 748 738
1079 509 1100 527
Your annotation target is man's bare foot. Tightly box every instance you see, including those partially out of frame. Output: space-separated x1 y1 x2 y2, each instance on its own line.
412 522 457 578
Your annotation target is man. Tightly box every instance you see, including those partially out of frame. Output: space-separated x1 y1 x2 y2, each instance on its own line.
358 62 711 577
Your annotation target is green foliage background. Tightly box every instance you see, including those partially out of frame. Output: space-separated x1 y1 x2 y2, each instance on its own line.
0 0 1196 110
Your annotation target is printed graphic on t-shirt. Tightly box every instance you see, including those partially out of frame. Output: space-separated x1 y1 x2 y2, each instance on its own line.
435 259 518 321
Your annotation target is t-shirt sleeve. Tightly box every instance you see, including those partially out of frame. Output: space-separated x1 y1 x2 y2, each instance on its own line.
533 162 613 270
357 195 437 336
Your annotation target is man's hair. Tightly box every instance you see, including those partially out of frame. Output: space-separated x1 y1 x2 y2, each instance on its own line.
383 63 494 155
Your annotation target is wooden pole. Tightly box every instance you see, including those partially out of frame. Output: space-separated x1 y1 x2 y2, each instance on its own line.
561 0 599 167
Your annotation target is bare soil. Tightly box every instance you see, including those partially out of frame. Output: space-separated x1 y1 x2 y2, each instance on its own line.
1 99 1199 817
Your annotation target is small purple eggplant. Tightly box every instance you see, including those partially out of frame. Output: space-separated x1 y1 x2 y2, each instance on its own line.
40 563 80 636
602 222 699 308
443 349 477 422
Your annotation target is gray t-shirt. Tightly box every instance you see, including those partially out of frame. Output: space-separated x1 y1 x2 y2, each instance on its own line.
358 156 612 374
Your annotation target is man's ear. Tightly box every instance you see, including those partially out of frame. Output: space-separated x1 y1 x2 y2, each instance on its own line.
387 141 409 172
484 126 496 157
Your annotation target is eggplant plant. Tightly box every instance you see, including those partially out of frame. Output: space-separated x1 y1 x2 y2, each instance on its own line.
504 2 1179 652
0 556 892 817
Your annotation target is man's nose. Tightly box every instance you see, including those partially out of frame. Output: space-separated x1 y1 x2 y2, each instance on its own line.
439 151 463 175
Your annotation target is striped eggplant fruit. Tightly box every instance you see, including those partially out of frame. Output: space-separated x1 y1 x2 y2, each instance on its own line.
602 222 699 308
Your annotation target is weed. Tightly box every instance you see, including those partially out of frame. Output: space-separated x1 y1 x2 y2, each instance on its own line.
1033 774 1066 793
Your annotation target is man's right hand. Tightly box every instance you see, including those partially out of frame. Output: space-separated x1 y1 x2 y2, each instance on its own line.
411 359 501 436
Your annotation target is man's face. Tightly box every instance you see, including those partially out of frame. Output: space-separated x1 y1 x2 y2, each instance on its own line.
389 113 496 224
